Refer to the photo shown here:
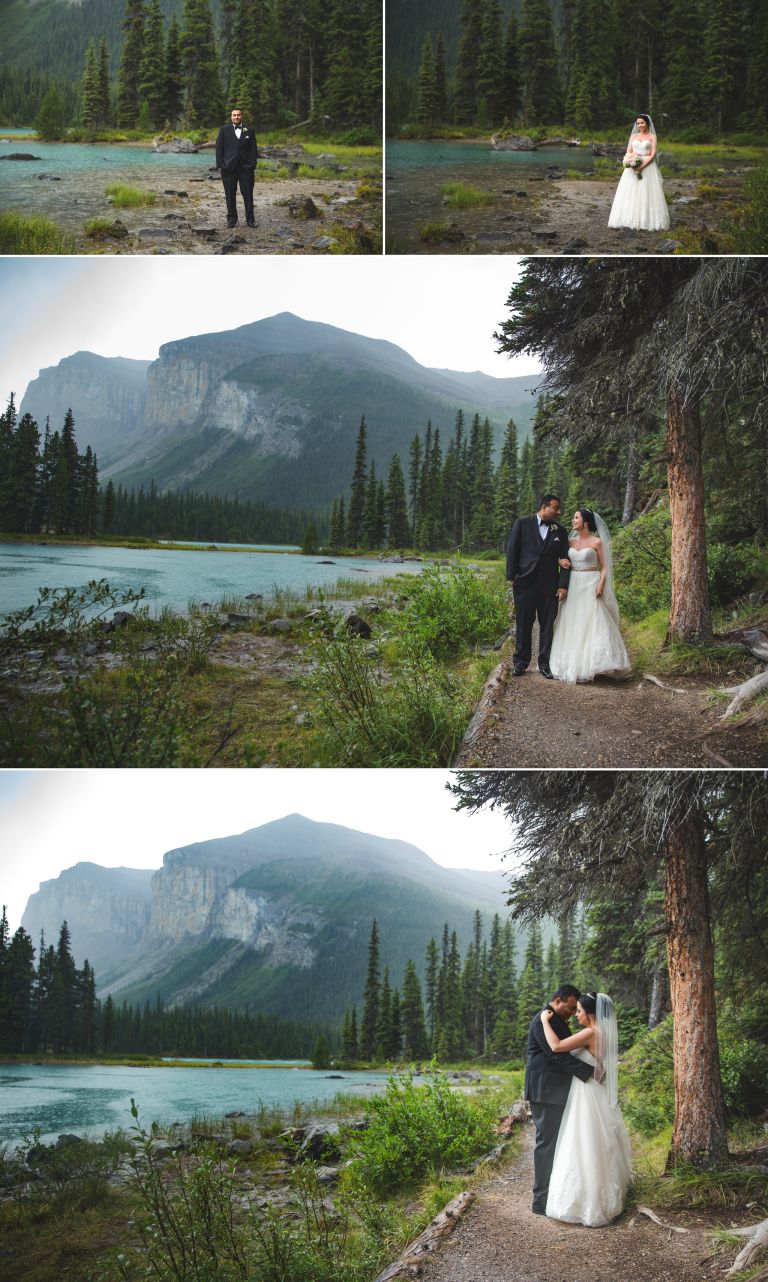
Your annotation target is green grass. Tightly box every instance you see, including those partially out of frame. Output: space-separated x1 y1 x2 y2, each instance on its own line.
84 216 127 240
104 183 156 208
441 181 496 209
0 210 75 253
418 219 464 243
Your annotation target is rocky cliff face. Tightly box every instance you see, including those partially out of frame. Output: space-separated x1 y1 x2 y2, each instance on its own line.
20 352 151 469
21 863 154 978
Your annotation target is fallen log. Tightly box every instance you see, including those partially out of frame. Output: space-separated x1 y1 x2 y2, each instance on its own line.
451 656 510 763
725 1217 768 1276
719 669 768 717
373 1190 475 1282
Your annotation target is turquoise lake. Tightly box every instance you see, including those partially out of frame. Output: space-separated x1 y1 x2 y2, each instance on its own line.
0 1062 395 1148
0 542 419 617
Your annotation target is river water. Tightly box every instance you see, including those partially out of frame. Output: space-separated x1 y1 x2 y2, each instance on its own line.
0 1061 396 1147
0 542 419 616
0 137 217 228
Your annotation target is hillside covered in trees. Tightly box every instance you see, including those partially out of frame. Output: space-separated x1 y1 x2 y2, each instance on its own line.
388 0 768 135
0 0 381 138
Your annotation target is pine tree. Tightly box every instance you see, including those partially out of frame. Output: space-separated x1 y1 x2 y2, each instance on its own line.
360 919 380 1060
702 0 745 131
519 0 562 125
435 33 449 122
139 0 167 129
401 960 430 1059
477 0 507 126
10 412 40 534
182 0 224 126
81 39 101 132
362 458 378 549
386 453 410 547
416 34 439 129
454 0 485 124
98 39 111 126
346 416 368 546
376 966 393 1060
36 85 67 139
164 16 184 126
516 921 545 1049
425 936 439 1049
660 0 705 126
117 0 146 128
502 12 522 123
408 433 422 544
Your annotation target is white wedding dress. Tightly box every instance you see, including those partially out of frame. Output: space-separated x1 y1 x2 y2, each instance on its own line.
546 1049 632 1226
608 137 669 230
549 546 630 683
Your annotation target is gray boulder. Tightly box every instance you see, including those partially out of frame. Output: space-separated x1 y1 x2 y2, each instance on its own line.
153 137 198 153
491 134 537 151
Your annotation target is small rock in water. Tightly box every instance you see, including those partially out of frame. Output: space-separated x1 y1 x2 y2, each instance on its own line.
136 227 175 239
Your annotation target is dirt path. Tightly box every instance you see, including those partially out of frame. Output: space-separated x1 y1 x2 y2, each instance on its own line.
454 633 767 768
417 1128 719 1282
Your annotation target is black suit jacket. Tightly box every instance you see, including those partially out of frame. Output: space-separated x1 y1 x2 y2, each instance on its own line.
506 515 571 594
215 123 258 172
524 1007 595 1105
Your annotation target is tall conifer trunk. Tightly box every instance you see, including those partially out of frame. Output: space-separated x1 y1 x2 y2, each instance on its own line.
666 385 711 642
663 794 728 1168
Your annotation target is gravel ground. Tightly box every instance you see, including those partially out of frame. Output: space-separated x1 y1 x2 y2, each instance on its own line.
454 630 767 769
416 1127 720 1282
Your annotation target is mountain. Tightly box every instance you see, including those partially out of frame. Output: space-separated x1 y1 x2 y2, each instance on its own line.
21 813 512 1023
20 352 151 467
20 312 542 510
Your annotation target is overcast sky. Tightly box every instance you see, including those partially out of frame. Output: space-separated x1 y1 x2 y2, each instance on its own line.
0 769 518 931
0 257 540 407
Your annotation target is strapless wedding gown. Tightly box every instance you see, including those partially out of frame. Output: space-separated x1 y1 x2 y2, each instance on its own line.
608 137 669 230
546 1049 632 1227
549 547 630 683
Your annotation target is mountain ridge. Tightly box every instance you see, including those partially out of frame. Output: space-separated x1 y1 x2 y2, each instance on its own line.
19 313 542 511
21 813 512 1023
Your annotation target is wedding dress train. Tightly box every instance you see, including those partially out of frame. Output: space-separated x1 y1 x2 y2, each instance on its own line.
546 1049 632 1226
549 546 630 683
608 137 669 231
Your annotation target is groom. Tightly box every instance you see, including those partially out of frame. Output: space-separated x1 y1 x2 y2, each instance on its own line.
506 494 571 677
525 984 595 1215
215 107 258 228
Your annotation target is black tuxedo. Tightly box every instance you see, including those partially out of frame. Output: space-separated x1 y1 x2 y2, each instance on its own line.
215 122 258 223
525 1007 594 1212
506 515 571 671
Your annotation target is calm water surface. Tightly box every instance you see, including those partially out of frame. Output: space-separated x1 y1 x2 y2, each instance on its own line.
0 1061 395 1147
0 542 419 616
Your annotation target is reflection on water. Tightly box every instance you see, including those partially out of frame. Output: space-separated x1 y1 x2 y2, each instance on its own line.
0 1061 397 1147
0 541 420 616
386 138 594 249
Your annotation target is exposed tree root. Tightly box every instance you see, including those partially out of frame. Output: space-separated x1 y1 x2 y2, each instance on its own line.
719 669 768 718
725 1217 768 1276
374 1190 476 1282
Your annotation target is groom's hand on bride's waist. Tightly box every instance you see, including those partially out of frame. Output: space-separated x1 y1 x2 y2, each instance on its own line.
557 588 568 601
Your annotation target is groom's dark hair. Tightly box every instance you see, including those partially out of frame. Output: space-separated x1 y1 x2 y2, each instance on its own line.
551 983 581 1001
538 493 560 509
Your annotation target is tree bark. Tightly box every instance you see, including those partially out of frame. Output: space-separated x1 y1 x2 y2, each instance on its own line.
666 385 712 643
663 796 728 1168
647 964 665 1029
621 420 638 526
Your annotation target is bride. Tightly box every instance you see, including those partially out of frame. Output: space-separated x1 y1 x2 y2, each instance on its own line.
549 507 630 684
540 993 632 1226
608 113 669 231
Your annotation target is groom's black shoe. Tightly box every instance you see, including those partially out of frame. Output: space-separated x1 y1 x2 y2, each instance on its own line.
246 217 256 227
227 216 237 227
538 664 554 679
531 1203 547 1215
513 664 527 676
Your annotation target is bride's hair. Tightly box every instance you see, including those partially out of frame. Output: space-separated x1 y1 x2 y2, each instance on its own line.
579 992 598 1015
575 507 595 532
636 113 651 128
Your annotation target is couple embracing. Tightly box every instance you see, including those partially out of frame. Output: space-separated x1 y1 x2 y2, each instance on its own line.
506 494 630 684
526 985 632 1225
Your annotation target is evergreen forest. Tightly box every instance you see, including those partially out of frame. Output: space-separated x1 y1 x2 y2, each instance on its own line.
0 397 321 545
389 0 768 135
0 0 382 139
0 908 335 1059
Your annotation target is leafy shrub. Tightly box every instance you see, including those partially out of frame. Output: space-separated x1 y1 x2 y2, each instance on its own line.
306 616 470 766
620 1017 675 1135
390 563 509 659
718 1037 768 1115
336 127 378 146
613 509 671 620
352 1073 497 1194
707 542 763 604
723 163 768 252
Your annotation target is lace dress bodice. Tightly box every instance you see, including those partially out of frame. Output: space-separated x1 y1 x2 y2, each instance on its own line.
569 546 599 572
